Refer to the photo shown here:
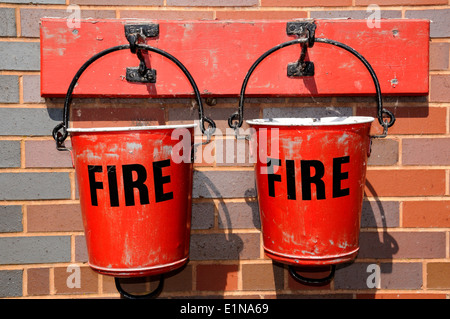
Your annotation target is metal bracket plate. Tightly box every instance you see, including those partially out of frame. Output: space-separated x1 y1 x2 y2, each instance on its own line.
286 20 316 77
124 24 159 39
287 61 315 77
126 67 156 83
124 23 159 83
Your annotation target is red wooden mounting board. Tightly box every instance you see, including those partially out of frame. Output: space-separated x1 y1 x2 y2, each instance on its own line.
40 18 429 98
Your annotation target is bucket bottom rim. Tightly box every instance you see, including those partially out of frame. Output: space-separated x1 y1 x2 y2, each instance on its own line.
264 247 359 266
88 257 188 277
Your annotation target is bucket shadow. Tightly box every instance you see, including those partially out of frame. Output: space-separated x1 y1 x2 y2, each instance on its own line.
359 180 399 271
189 170 245 297
333 179 399 294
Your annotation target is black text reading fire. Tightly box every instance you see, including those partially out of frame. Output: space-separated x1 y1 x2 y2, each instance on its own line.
87 159 173 207
267 155 350 200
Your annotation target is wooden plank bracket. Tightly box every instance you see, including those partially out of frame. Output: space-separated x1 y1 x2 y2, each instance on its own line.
40 18 430 98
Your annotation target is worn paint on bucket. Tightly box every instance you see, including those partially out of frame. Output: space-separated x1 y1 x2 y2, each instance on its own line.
68 124 196 277
247 117 374 265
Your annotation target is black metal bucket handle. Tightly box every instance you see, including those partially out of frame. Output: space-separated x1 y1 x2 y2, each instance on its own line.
227 37 395 138
52 43 216 150
115 276 164 299
289 265 336 285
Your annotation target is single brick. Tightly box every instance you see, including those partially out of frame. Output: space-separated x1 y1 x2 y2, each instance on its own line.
0 270 22 297
0 205 22 233
358 231 446 259
190 232 260 260
54 265 98 294
0 75 19 103
310 10 401 19
405 9 450 38
430 75 450 103
0 108 62 136
23 75 44 103
75 235 88 262
193 170 256 198
0 172 71 200
335 262 422 290
20 8 116 38
356 0 447 5
241 263 284 290
357 107 447 135
25 140 73 168
0 42 40 71
196 264 238 291
0 236 70 264
120 10 214 20
1 0 65 3
403 201 450 228
379 263 423 289
167 0 258 6
367 138 398 166
402 138 450 166
161 264 193 292
0 140 21 168
365 169 446 197
357 293 446 299
427 262 450 289
0 8 16 37
262 0 352 6
215 137 253 167
360 200 399 228
217 201 260 229
27 268 50 296
216 10 307 20
71 106 165 128
191 202 215 230
192 138 215 167
70 0 162 4
262 106 352 119
27 204 83 232
429 42 450 71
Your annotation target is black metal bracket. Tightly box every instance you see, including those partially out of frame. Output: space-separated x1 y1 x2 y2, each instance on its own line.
286 20 316 77
125 23 159 83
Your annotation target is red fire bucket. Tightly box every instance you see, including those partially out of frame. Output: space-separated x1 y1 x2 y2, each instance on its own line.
52 44 216 297
69 124 195 277
227 35 395 283
248 117 373 267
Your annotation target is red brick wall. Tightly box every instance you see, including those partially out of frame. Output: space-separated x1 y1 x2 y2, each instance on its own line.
0 1 449 299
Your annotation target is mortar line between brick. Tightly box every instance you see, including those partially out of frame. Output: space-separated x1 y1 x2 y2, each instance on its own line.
49 267 55 295
23 267 28 297
423 261 428 289
446 232 449 258
20 139 26 169
446 169 449 195
15 7 21 38
22 203 27 233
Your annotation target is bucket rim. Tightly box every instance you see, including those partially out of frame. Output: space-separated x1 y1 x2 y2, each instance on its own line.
246 116 375 126
67 123 197 133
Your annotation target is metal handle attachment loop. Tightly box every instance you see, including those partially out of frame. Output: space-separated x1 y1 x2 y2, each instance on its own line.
52 43 216 149
228 32 395 138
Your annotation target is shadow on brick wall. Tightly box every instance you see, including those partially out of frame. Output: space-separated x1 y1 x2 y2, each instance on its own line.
332 180 399 294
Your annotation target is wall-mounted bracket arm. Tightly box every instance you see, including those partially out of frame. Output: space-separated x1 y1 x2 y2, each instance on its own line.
286 20 316 77
125 23 159 83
